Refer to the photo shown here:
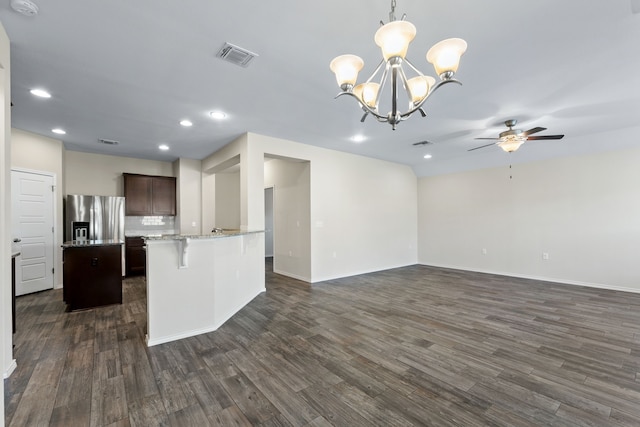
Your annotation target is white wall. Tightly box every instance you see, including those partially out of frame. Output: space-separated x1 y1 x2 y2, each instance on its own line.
264 186 274 257
1 21 12 400
202 132 418 283
174 158 202 234
11 129 65 288
64 150 173 196
214 171 241 229
264 158 311 281
202 172 216 233
418 146 640 293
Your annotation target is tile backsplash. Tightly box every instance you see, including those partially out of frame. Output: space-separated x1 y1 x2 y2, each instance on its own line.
125 216 176 236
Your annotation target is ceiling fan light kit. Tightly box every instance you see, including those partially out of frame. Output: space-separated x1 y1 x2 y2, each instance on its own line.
329 0 467 130
469 119 565 153
497 135 527 153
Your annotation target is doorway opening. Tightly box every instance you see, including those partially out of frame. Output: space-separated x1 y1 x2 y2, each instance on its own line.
264 155 311 282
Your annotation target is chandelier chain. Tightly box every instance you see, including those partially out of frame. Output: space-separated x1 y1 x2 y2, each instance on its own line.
389 0 397 22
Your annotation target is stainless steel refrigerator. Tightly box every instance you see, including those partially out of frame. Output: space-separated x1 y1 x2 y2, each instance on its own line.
65 194 125 275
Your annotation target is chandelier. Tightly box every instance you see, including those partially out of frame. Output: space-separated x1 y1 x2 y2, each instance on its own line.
330 0 467 130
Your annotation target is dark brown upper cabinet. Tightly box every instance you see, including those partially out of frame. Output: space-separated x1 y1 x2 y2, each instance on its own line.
124 173 176 216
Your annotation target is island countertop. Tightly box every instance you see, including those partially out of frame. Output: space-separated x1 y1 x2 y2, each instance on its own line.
143 230 264 241
62 239 124 248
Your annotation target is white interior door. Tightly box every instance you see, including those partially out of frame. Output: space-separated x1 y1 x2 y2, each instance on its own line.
11 170 55 296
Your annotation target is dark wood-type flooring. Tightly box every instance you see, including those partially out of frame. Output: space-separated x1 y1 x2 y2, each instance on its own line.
5 261 640 426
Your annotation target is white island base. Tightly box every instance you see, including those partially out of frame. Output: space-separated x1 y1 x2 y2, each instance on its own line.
145 231 265 346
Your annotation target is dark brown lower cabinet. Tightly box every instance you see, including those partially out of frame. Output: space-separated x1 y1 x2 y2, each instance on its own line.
125 236 146 276
63 243 123 311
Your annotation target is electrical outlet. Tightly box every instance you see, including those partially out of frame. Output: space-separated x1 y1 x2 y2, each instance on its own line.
482 248 487 255
542 252 549 260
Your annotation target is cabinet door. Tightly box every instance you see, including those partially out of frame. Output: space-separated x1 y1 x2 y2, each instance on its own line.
124 174 153 215
125 236 146 276
63 245 122 311
152 176 176 216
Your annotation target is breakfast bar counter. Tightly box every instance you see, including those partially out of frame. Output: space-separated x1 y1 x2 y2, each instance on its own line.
144 230 265 346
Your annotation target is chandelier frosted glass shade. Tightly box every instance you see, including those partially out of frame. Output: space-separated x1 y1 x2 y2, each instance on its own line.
329 54 364 89
353 82 380 108
374 20 416 60
407 76 436 104
426 38 468 77
330 2 467 129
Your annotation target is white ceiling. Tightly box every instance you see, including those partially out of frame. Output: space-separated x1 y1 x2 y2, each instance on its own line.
2 0 640 177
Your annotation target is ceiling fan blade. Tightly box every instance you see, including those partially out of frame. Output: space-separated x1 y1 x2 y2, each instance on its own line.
527 135 564 140
474 137 499 140
468 142 497 152
522 126 546 136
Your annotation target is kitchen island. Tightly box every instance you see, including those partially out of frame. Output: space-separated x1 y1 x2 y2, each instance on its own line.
62 239 123 311
144 230 265 346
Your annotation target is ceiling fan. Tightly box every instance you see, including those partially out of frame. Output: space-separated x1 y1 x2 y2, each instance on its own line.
469 119 564 153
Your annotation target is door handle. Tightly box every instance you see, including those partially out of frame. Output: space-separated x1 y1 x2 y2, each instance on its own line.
13 238 21 243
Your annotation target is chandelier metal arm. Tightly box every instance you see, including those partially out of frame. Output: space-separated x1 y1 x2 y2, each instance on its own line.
390 65 400 125
365 59 386 84
334 91 386 121
402 57 423 77
400 78 462 120
372 60 389 111
334 77 462 126
396 62 413 105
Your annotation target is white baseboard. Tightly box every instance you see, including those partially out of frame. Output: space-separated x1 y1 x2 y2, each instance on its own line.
273 269 311 283
3 359 16 379
147 325 221 347
420 263 640 294
310 262 416 284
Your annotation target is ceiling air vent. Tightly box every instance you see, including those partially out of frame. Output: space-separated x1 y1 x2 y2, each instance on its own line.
98 138 119 146
216 42 258 68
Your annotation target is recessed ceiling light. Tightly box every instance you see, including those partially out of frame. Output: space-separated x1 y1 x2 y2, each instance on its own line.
209 111 227 120
423 154 433 159
158 144 169 151
11 0 39 16
180 119 193 127
51 128 66 135
30 88 51 98
351 134 366 143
